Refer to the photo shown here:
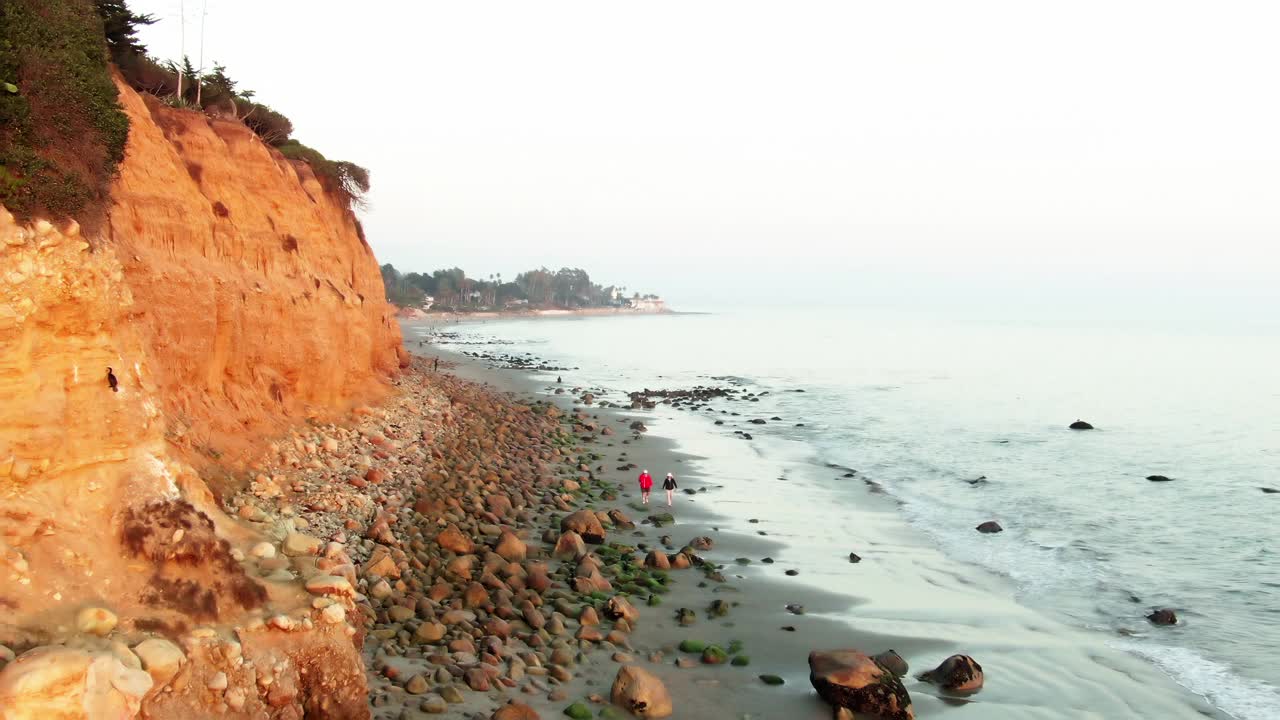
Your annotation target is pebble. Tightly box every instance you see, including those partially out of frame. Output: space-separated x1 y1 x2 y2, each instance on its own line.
419 693 447 713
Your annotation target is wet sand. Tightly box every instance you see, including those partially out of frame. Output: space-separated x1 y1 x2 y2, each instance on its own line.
415 321 1225 720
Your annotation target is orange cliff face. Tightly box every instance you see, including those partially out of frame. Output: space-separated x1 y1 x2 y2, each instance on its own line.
0 78 400 717
106 79 406 470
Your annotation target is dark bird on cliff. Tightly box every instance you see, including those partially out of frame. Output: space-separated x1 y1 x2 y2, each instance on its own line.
106 367 118 392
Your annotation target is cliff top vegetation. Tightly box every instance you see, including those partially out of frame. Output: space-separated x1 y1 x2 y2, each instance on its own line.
0 0 369 221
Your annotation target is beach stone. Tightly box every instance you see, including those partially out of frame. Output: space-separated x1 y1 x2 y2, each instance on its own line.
873 650 909 678
553 531 587 560
370 579 393 600
421 694 448 713
305 574 353 597
759 674 784 686
607 509 635 529
975 521 1003 534
560 510 606 544
406 674 429 694
918 654 983 693
610 665 673 718
440 685 465 703
493 701 541 719
435 524 474 554
1069 420 1094 430
701 646 728 665
688 536 713 551
643 551 670 570
132 638 185 684
1146 475 1174 482
363 551 400 579
808 649 913 720
848 552 862 563
207 671 228 690
496 530 528 561
416 622 447 642
465 667 490 691
250 541 277 559
283 532 324 556
1147 608 1178 626
563 702 592 720
604 596 640 624
75 607 117 636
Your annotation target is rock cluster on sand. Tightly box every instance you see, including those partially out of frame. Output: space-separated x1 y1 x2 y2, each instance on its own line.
197 357 703 719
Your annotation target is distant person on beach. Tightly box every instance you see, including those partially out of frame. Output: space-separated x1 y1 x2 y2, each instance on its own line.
433 357 439 372
663 472 678 507
638 469 653 504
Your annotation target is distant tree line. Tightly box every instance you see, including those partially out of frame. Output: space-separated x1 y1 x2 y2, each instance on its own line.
380 264 659 311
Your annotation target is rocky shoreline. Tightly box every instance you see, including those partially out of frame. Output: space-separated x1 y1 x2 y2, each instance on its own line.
223 355 729 719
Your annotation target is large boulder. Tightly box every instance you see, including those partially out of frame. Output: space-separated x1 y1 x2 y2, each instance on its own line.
917 654 983 693
610 665 672 718
1147 608 1178 626
975 521 1003 534
560 510 606 544
808 650 913 720
1069 420 1094 430
0 647 153 720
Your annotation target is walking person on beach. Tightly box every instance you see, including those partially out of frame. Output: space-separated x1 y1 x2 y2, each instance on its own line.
638 469 653 504
663 472 677 507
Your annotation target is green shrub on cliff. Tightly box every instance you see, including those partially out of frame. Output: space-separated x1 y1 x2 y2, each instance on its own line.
276 140 370 207
0 0 130 219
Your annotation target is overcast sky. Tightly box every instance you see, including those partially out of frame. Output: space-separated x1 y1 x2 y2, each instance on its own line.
131 1 1279 310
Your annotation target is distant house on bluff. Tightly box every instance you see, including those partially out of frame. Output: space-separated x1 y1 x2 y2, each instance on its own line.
629 297 666 313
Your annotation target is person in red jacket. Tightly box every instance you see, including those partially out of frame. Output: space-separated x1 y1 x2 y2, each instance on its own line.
638 469 653 504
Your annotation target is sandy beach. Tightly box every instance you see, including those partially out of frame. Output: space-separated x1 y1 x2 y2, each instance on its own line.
404 317 1229 719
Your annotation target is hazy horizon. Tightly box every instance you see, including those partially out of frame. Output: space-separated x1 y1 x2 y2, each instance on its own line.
131 1 1279 312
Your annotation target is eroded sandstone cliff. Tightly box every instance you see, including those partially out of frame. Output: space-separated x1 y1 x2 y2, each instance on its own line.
0 78 402 717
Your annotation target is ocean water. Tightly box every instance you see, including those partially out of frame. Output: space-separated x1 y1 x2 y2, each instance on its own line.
414 306 1280 719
